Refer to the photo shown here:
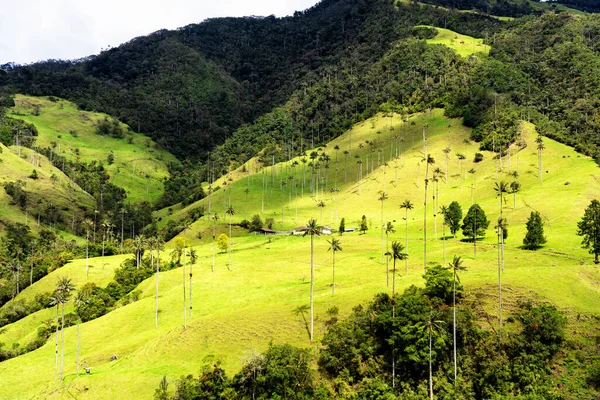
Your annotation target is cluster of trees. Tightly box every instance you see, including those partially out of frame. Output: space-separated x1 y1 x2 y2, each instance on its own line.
156 267 569 399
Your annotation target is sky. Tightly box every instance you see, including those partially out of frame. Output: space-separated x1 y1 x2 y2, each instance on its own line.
0 0 320 65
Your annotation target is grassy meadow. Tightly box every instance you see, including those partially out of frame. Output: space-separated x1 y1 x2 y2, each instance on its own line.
1 109 600 398
8 95 177 203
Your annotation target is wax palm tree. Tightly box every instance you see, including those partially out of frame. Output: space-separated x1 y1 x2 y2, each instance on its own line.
440 206 449 264
327 238 342 296
494 181 509 220
468 168 476 204
423 155 435 271
390 241 408 317
132 234 147 269
49 293 61 380
317 200 326 221
188 248 197 318
304 219 321 341
56 277 75 381
211 213 219 272
443 146 451 180
152 237 165 328
226 206 236 270
83 218 93 278
536 135 545 185
399 199 414 276
73 288 89 376
425 308 446 400
378 191 389 266
496 216 508 342
510 181 521 209
385 222 395 287
446 256 467 386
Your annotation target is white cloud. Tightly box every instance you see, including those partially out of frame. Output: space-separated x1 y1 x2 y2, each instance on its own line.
0 0 319 64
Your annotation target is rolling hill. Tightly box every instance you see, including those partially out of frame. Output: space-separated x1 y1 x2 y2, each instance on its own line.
1 110 599 398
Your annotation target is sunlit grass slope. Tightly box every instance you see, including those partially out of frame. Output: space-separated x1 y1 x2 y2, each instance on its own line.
418 25 490 57
1 110 600 399
8 95 177 203
0 141 94 234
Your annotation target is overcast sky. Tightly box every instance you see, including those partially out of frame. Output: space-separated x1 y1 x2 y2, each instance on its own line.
0 0 320 65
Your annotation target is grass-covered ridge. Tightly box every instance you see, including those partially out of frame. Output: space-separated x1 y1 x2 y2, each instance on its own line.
8 95 177 203
0 110 599 398
419 25 491 57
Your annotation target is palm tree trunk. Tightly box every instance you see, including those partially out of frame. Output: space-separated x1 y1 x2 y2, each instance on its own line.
76 320 80 376
453 274 457 386
55 305 59 381
60 303 65 381
385 234 389 287
381 202 385 266
429 330 434 400
229 216 233 270
405 209 409 276
332 252 335 296
189 256 193 319
183 249 187 329
424 180 428 272
155 249 160 328
498 243 503 343
392 259 396 318
310 234 314 341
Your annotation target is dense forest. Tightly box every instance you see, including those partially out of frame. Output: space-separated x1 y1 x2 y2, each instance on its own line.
2 0 600 206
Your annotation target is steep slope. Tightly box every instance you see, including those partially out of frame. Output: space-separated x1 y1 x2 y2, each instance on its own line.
0 141 94 234
1 111 599 398
0 0 504 161
7 95 177 203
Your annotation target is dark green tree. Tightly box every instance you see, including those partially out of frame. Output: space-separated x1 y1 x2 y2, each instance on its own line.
360 215 368 235
577 200 600 263
462 204 489 258
338 217 345 236
445 201 462 238
523 211 546 250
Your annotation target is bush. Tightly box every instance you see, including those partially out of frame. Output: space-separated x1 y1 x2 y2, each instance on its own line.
411 26 438 39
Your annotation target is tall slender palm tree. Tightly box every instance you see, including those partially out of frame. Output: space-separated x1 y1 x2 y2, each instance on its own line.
423 155 435 271
399 199 414 276
390 241 408 317
84 219 93 278
447 256 467 387
304 219 321 341
226 206 236 270
132 234 147 269
510 181 521 209
211 213 219 272
378 191 389 266
536 135 545 185
389 240 407 391
188 248 197 318
468 168 476 205
317 200 326 222
152 237 165 328
496 216 508 342
56 277 75 381
73 289 89 376
49 293 61 381
425 309 446 400
440 206 449 264
385 222 395 287
327 238 342 296
443 146 451 180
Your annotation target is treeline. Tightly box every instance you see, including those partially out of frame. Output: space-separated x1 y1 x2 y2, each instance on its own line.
155 267 578 399
0 0 503 163
548 0 600 12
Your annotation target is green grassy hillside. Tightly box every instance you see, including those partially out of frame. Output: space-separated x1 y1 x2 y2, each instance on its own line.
8 95 177 203
1 110 599 398
0 140 94 236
